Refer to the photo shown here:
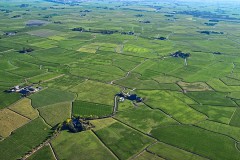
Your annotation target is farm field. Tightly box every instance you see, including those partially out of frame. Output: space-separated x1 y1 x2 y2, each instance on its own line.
94 121 154 159
0 108 29 137
147 142 207 160
30 88 75 108
0 118 52 160
38 102 71 127
73 100 113 118
51 130 117 160
27 145 55 160
0 0 240 159
9 98 38 120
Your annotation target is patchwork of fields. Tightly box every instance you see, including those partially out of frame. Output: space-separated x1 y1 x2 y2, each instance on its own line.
0 0 240 159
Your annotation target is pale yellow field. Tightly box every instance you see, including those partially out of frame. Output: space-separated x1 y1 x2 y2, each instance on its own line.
91 118 117 131
0 109 29 137
9 98 38 120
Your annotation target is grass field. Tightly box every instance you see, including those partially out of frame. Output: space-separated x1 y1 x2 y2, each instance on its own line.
196 120 240 141
0 92 20 109
95 122 154 160
70 80 120 106
38 102 71 127
151 125 240 160
186 91 236 106
137 90 207 124
9 98 38 120
30 88 75 108
0 118 52 160
0 109 29 137
73 100 113 118
91 118 117 131
148 142 207 160
27 145 55 160
115 106 177 133
191 105 236 124
52 130 117 160
28 72 62 83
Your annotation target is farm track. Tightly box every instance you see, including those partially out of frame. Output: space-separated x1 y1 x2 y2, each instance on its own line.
49 142 59 160
236 142 240 152
229 108 237 124
110 58 149 84
0 49 14 54
42 74 65 83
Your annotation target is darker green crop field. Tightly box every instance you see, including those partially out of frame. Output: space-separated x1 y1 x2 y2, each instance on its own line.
73 100 113 118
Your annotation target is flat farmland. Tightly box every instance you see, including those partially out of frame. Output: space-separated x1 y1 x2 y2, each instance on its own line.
95 122 154 160
38 102 71 127
27 145 55 160
9 98 38 120
70 80 121 106
30 88 75 108
52 130 117 160
151 125 240 160
0 108 29 137
0 0 240 159
73 100 113 118
0 118 52 160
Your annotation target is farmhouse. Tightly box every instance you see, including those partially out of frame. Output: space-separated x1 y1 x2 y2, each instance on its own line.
116 92 142 103
6 85 42 96
5 32 16 36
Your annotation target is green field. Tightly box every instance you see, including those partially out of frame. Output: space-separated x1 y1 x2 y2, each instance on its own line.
1 0 240 159
27 145 55 160
151 125 240 160
9 98 38 120
73 100 113 118
30 88 75 108
115 105 177 133
70 80 120 106
191 105 236 124
52 130 117 160
148 142 207 160
38 102 71 127
95 122 154 159
0 118 52 160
